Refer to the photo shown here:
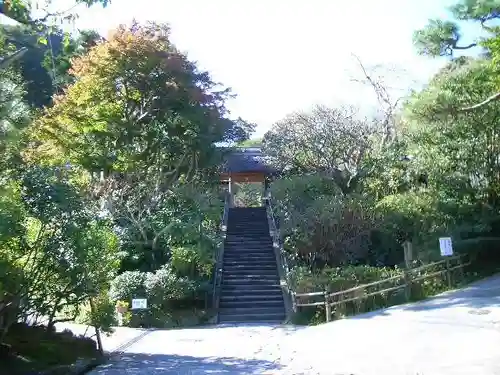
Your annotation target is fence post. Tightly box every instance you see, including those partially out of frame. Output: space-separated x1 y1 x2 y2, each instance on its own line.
446 258 452 289
458 255 465 284
324 291 331 322
403 241 413 302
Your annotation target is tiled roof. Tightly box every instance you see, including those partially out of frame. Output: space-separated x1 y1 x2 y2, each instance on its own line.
221 147 275 174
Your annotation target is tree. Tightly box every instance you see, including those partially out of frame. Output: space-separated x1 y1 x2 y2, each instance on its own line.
413 0 500 110
28 21 251 273
0 166 120 338
0 43 31 177
263 105 375 195
270 175 378 268
29 21 250 173
2 0 111 26
402 56 500 225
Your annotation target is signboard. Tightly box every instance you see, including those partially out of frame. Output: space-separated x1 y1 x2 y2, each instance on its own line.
131 298 147 310
439 237 453 256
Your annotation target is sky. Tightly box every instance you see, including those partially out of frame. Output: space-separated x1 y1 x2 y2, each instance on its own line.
34 0 469 138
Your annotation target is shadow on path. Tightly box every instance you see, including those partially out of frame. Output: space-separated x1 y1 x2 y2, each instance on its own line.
92 353 282 374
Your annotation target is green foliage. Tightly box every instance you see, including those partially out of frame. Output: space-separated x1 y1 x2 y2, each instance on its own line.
108 265 207 328
376 191 454 244
170 245 213 278
109 271 148 302
233 182 263 207
76 293 117 334
290 265 406 324
237 137 262 147
144 265 199 306
263 105 374 194
271 175 378 268
413 0 500 57
288 265 402 294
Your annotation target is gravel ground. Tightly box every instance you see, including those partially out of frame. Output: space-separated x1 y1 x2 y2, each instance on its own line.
85 275 500 375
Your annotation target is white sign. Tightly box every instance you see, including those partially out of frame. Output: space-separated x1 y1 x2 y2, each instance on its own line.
439 237 453 256
131 298 147 309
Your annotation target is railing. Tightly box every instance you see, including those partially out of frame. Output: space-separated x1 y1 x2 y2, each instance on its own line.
211 191 230 319
295 254 471 322
264 190 296 315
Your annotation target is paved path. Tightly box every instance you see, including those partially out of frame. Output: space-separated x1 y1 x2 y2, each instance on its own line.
85 276 500 375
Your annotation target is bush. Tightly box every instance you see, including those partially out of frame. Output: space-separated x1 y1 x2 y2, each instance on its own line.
109 271 148 302
455 237 500 275
78 293 117 334
288 265 402 294
170 245 213 278
108 265 206 328
144 265 199 307
271 175 380 268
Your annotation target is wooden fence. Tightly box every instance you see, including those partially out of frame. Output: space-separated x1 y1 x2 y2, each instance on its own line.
294 254 471 322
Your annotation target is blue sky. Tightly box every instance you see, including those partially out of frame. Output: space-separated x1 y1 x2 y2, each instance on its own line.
38 0 474 137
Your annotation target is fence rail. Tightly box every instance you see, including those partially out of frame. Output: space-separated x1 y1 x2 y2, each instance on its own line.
294 254 471 322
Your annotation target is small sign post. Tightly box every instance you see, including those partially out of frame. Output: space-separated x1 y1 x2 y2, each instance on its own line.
439 237 453 257
439 237 453 288
131 298 147 310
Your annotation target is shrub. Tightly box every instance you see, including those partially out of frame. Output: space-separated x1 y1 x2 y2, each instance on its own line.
144 265 199 307
109 271 148 302
290 265 406 324
170 245 214 278
288 265 402 294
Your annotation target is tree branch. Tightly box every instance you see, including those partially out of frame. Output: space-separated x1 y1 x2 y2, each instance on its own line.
461 92 500 111
453 42 477 50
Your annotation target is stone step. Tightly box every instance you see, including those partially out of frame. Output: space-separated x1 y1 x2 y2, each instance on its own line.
225 238 273 243
223 270 278 277
227 223 269 226
223 259 276 265
224 243 273 248
218 309 286 323
224 249 275 255
222 251 276 264
229 217 267 219
223 265 276 270
219 299 284 309
224 242 273 247
226 226 269 230
224 247 274 252
224 271 278 277
222 253 276 266
223 256 276 263
228 222 267 225
225 239 272 242
221 288 283 297
224 249 274 254
220 294 284 302
219 305 285 313
222 279 280 286
223 264 277 270
223 249 275 255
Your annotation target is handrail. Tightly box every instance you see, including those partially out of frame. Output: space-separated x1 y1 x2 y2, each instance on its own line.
265 190 296 315
211 191 230 319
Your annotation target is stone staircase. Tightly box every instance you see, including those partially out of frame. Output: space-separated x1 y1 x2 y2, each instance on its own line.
218 207 286 323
